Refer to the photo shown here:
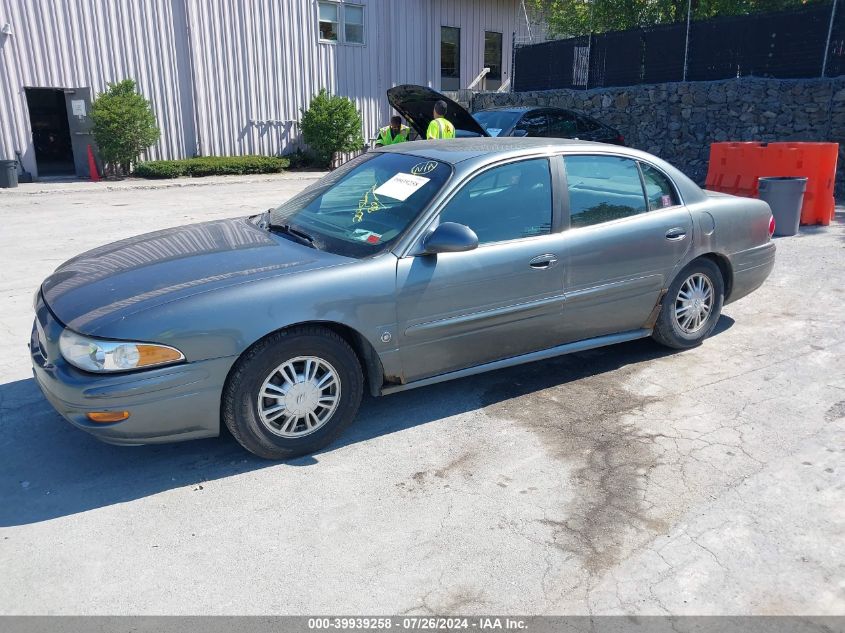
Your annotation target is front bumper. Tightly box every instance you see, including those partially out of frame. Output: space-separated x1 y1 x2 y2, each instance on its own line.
31 296 236 445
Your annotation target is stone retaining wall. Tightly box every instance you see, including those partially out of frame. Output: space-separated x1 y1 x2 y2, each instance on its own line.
472 77 845 195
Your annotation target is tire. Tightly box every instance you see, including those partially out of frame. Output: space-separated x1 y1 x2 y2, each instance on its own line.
652 258 724 350
222 326 363 460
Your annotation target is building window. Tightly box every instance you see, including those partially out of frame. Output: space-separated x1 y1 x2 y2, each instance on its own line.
441 26 461 90
484 31 502 81
318 2 365 45
344 4 364 44
318 2 339 41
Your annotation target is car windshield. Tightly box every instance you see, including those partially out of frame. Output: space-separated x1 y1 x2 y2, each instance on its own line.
270 153 452 258
472 110 521 137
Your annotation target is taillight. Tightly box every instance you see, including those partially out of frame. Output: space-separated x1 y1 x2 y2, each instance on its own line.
768 215 776 238
616 134 626 145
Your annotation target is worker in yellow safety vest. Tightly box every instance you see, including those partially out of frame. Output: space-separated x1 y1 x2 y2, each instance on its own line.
426 100 456 139
375 116 411 146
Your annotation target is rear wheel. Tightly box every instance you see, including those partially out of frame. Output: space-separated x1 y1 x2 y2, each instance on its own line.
652 259 724 349
222 327 363 459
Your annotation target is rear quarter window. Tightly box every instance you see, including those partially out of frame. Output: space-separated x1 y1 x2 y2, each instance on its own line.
640 162 680 210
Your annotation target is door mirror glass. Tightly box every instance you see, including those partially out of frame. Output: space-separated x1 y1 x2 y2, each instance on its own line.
423 222 479 254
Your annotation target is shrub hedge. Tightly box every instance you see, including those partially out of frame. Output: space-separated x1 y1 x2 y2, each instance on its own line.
134 155 290 179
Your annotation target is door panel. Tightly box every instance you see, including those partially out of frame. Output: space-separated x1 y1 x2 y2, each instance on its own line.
395 157 565 382
63 88 95 178
559 208 693 341
559 155 693 340
396 235 566 382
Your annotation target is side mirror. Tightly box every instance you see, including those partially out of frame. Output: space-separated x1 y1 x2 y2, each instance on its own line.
512 129 528 137
423 222 479 254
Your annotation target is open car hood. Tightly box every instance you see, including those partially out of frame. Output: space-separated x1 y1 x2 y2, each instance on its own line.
387 84 489 139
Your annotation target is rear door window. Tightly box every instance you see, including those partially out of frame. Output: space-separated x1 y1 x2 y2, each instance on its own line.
516 112 548 137
562 155 647 228
576 115 601 133
547 111 578 137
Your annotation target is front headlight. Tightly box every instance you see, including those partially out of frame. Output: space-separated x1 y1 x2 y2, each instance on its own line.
59 329 185 373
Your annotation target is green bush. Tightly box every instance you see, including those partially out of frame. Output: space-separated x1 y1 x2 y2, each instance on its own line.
91 79 161 176
133 160 184 179
134 155 290 179
300 89 363 167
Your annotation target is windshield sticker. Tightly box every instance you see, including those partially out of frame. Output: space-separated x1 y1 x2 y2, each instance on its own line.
411 161 438 176
486 128 502 137
350 229 382 244
373 173 430 201
353 185 384 223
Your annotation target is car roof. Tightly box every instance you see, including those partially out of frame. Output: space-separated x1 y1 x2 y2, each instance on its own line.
375 137 707 204
377 137 606 164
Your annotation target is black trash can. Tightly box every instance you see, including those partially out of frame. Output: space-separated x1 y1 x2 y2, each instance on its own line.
0 159 18 189
758 176 807 237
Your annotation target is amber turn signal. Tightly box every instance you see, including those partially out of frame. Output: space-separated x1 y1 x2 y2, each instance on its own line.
86 411 131 423
136 344 183 366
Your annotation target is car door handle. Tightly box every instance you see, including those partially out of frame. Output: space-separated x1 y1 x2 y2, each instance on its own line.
529 254 559 269
665 228 687 241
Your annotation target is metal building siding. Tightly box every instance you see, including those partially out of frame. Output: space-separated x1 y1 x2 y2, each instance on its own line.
186 0 378 154
429 0 527 91
0 0 193 173
1 0 531 172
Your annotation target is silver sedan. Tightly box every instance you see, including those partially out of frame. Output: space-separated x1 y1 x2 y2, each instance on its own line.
31 138 776 459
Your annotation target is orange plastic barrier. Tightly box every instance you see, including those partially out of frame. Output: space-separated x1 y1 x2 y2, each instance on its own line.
704 141 838 226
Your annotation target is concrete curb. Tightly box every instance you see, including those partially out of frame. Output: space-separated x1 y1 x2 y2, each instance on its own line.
0 171 328 197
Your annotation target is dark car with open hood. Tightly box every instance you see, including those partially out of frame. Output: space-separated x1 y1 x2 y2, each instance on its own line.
387 84 624 144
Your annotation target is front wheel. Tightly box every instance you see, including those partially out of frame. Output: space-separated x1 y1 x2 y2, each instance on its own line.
652 259 724 349
222 327 363 459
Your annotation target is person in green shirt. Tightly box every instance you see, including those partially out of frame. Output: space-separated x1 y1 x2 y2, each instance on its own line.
426 100 455 140
375 116 411 146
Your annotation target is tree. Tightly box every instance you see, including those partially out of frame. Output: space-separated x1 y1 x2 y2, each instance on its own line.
90 79 160 176
300 89 364 167
526 0 823 37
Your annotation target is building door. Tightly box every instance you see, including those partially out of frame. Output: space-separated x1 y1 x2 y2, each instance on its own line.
24 87 93 178
62 88 95 178
25 88 74 176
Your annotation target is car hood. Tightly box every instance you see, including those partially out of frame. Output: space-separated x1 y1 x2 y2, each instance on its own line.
387 84 489 139
41 217 348 333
